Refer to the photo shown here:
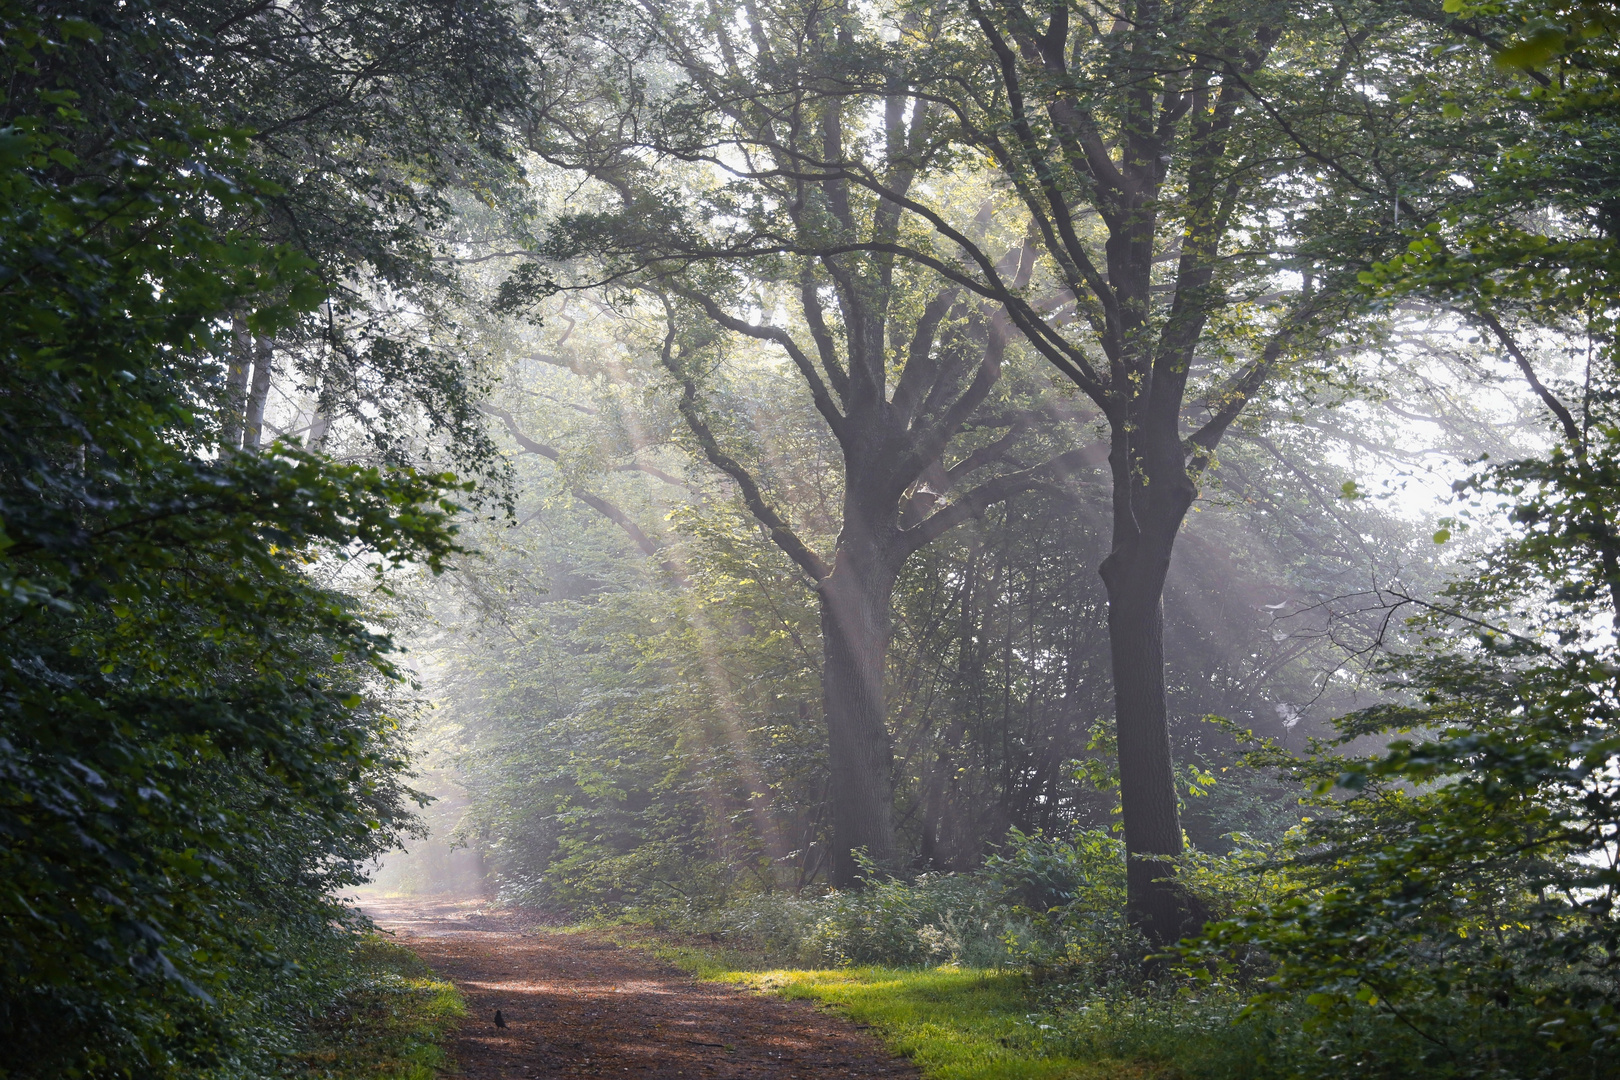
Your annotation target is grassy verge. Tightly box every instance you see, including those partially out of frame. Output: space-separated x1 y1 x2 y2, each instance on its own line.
291 935 465 1080
633 938 1168 1080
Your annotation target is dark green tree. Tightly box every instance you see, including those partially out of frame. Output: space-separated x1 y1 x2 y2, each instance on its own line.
0 2 529 1073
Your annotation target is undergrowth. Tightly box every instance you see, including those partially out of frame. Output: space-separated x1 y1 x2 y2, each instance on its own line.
289 936 464 1080
607 828 1614 1080
642 941 1592 1080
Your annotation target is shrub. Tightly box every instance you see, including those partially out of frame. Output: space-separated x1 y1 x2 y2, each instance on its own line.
669 830 1158 976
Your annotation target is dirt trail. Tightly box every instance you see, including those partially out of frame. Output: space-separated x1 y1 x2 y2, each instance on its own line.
359 897 920 1079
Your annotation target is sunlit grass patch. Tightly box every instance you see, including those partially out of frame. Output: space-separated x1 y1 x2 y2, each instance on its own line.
292 936 465 1080
645 945 1169 1080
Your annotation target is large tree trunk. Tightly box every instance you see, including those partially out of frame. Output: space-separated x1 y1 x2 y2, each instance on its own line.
819 518 901 887
1101 546 1190 941
1100 451 1206 944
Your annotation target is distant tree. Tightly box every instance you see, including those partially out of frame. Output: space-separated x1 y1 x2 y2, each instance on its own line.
88 0 553 470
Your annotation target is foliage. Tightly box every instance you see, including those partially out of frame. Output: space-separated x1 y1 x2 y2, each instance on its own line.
84 0 549 473
0 2 490 1075
1186 647 1619 1075
647 931 1520 1080
1172 3 1620 1077
1181 462 1620 1074
446 495 826 911
651 918 1608 1080
650 829 1282 979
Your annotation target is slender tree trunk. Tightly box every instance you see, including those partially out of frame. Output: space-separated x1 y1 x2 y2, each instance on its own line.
243 336 274 450
916 536 985 871
819 514 901 887
306 302 335 451
920 710 971 870
919 768 943 870
307 405 331 451
221 315 252 449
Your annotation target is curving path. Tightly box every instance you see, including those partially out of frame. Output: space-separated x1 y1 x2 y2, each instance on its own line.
359 897 920 1079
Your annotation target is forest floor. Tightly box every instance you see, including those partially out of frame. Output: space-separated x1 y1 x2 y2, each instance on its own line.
358 896 921 1080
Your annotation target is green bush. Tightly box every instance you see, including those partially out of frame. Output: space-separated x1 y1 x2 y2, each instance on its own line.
668 830 1150 976
0 4 472 1074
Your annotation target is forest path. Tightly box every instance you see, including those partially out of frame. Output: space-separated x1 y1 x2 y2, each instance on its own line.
358 897 921 1080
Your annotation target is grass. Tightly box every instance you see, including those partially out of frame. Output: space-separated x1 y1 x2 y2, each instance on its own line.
291 935 466 1080
635 937 1170 1080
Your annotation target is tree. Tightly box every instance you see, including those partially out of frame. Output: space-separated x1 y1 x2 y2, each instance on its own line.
533 6 1090 882
866 0 1447 939
127 0 550 471
0 3 491 1071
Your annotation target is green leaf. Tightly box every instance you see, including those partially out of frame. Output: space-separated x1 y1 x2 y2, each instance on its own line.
1494 29 1565 70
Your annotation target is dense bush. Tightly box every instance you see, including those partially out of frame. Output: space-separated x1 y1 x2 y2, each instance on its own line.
659 831 1144 975
0 3 518 1074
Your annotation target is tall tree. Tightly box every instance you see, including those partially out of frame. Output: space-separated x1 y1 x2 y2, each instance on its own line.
525 0 1455 918
868 0 1417 938
534 8 1088 880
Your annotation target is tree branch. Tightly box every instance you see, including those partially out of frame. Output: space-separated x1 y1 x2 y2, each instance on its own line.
680 288 849 443
656 312 831 582
902 448 1094 553
481 404 672 561
1473 309 1584 453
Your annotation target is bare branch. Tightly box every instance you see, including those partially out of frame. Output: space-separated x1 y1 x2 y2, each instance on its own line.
656 310 831 582
902 448 1095 553
680 288 849 443
481 404 672 560
1473 309 1584 452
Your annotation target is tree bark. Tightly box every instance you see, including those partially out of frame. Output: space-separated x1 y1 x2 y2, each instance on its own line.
819 520 902 885
908 0 1308 943
221 315 252 449
652 291 1058 887
1094 379 1208 938
243 335 274 450
1100 525 1200 941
